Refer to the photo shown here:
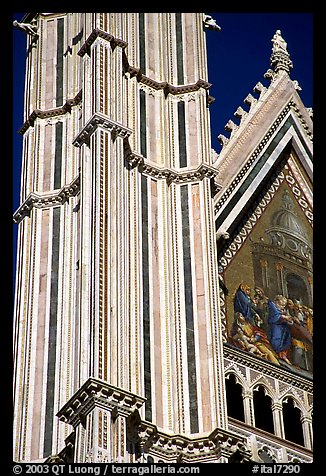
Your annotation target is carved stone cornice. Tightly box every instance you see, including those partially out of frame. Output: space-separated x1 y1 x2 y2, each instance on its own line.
122 51 212 99
57 377 146 428
124 141 219 186
19 90 82 134
131 418 251 462
78 28 128 57
56 378 251 462
73 112 133 147
13 175 80 224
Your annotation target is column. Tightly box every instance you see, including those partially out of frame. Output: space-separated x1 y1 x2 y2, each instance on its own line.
300 414 313 450
271 401 284 438
243 390 254 426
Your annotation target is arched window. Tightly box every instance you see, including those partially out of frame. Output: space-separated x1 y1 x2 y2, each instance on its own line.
282 397 304 446
225 373 245 422
253 385 274 434
286 273 309 306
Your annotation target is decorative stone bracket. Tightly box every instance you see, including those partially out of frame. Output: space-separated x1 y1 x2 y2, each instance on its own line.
13 175 80 224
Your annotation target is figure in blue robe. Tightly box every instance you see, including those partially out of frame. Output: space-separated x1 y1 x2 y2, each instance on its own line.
267 297 292 361
233 285 257 324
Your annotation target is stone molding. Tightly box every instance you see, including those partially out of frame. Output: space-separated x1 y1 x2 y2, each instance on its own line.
77 28 128 57
57 377 146 428
57 376 251 463
73 112 133 147
124 141 220 186
13 175 80 224
224 345 312 393
127 414 251 463
78 28 213 101
74 115 220 186
19 90 82 135
122 51 213 100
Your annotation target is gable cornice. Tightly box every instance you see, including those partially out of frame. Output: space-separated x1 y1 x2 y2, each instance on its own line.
213 72 312 171
214 100 312 198
214 109 313 239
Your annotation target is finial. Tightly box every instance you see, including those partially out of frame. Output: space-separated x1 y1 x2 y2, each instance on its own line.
270 29 293 75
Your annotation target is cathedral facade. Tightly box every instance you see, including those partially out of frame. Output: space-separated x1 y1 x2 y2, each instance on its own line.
13 13 313 464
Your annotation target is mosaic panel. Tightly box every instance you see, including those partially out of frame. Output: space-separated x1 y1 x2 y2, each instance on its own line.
219 162 313 378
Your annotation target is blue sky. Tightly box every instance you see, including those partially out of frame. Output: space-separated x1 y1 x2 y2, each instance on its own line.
12 12 313 288
206 12 313 151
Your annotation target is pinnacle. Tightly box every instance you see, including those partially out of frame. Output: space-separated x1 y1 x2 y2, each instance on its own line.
269 29 293 75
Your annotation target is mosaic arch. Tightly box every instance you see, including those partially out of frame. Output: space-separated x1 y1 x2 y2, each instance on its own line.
219 158 313 377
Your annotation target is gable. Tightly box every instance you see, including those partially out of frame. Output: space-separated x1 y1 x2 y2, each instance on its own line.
214 101 312 239
217 151 313 377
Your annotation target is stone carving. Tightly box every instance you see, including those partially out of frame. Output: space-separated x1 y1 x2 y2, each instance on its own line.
270 30 293 75
13 175 80 224
217 134 229 148
306 108 313 119
253 82 267 99
292 80 302 91
257 445 277 463
271 30 288 54
216 228 230 240
13 18 38 39
244 93 257 111
73 112 132 147
134 420 251 462
203 14 221 32
234 106 248 123
224 119 238 137
19 90 82 135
